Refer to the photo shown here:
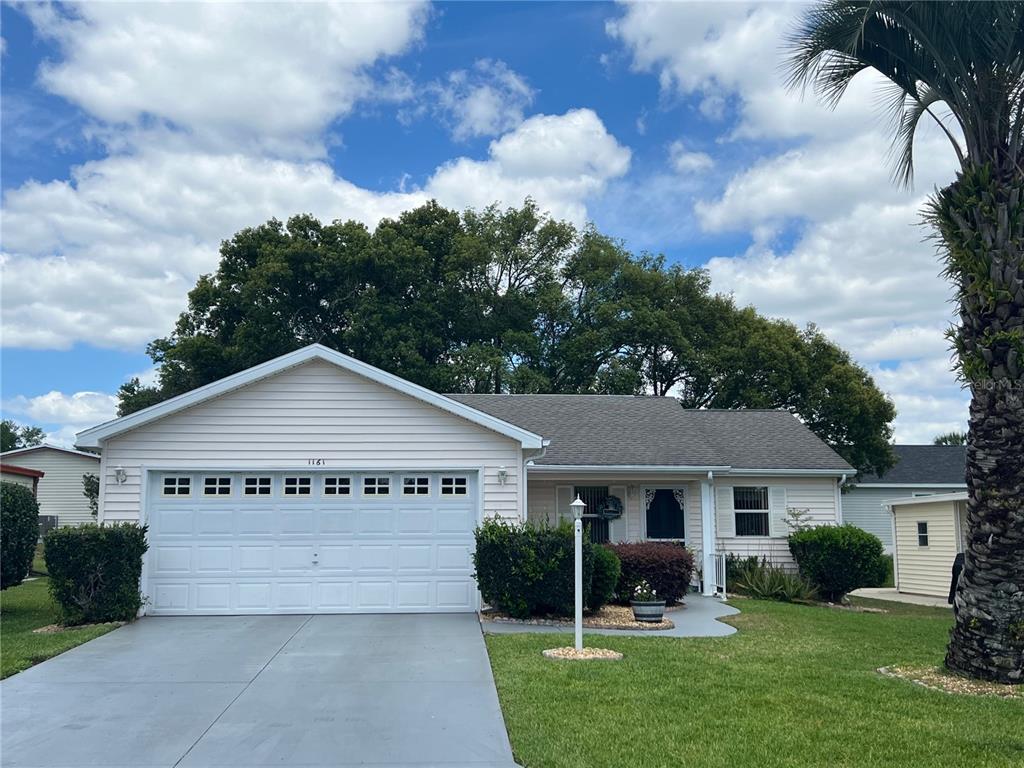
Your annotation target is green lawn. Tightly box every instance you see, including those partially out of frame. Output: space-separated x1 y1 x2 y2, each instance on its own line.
1 578 119 679
486 598 1022 768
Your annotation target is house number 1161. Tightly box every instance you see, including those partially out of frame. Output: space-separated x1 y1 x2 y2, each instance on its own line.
307 458 326 466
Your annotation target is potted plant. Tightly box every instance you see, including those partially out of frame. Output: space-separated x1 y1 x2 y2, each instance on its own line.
630 579 666 622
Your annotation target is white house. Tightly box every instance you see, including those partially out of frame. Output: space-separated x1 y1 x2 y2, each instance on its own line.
842 445 966 551
76 344 853 616
888 492 968 599
0 445 100 526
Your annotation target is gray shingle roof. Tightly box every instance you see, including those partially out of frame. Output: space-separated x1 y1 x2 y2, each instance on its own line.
447 394 853 471
856 445 966 485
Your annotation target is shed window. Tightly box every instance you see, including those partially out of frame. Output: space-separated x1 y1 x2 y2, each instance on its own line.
284 477 312 496
163 477 191 496
363 477 390 496
441 477 468 496
323 477 351 496
917 521 929 547
734 486 769 537
244 477 272 496
203 477 232 496
403 476 430 496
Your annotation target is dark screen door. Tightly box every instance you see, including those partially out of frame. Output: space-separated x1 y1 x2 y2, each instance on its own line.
575 486 609 544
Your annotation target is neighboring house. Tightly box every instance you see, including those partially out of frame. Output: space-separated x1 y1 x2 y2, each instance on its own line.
888 492 967 599
76 344 852 616
1 463 44 495
0 445 100 526
842 445 966 551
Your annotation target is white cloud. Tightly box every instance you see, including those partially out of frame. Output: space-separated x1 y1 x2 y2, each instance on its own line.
609 0 968 442
3 393 117 430
24 1 429 157
1 110 630 350
668 140 713 174
426 59 535 141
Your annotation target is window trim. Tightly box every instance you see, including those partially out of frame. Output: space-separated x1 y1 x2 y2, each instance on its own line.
162 476 192 497
202 476 232 497
243 476 273 496
283 476 312 496
402 475 431 496
362 476 391 497
733 485 770 537
917 521 929 547
322 476 352 496
440 476 468 496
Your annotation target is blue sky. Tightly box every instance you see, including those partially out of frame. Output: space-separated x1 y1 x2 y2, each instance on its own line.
0 1 967 446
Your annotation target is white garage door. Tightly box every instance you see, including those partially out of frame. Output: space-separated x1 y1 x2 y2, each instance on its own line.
146 471 478 614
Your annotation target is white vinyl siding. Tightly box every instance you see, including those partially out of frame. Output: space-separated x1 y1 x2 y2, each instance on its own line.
98 359 522 525
2 448 100 525
1 471 36 491
893 499 962 598
842 485 961 548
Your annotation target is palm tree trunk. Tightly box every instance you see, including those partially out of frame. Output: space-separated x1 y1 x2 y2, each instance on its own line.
946 379 1024 683
938 167 1024 684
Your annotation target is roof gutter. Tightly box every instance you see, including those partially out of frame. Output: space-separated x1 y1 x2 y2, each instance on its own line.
526 464 731 474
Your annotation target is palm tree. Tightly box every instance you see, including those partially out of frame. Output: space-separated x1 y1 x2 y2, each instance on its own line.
787 1 1023 684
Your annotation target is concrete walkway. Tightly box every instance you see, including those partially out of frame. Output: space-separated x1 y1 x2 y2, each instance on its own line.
482 595 739 638
1 614 517 767
851 587 952 608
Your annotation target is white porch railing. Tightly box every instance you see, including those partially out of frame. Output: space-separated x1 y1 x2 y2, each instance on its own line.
706 552 727 599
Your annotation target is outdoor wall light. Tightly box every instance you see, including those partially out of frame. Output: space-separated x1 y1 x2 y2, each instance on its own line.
114 466 127 484
497 466 508 485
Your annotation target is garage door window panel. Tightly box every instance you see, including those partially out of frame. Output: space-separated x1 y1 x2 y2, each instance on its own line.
363 477 391 496
204 477 232 496
323 477 351 496
163 477 191 497
403 476 430 496
441 477 468 496
244 477 272 496
284 476 312 496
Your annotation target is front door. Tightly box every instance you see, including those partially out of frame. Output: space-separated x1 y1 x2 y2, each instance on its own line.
645 488 685 540
575 486 609 544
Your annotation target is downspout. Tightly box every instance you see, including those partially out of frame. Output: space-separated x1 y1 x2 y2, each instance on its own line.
522 440 550 523
835 473 847 524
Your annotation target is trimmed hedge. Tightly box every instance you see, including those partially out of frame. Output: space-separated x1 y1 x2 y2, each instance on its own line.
1 481 39 590
588 545 621 611
474 519 614 618
607 542 695 605
788 524 887 602
44 523 149 625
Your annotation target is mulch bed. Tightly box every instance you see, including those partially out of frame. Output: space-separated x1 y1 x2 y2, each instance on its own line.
878 665 1021 699
32 621 125 635
481 603 677 630
542 646 623 661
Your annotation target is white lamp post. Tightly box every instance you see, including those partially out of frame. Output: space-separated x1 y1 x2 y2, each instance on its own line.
569 494 586 651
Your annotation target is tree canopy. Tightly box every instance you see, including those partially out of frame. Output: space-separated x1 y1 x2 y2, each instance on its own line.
121 200 896 476
933 431 967 446
0 420 45 453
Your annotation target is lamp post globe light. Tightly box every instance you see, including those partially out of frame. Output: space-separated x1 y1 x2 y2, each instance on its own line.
569 495 586 651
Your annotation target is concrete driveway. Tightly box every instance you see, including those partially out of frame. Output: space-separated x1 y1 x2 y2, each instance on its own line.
0 614 517 767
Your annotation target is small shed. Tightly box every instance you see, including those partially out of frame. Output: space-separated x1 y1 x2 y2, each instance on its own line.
1 463 45 495
887 492 968 599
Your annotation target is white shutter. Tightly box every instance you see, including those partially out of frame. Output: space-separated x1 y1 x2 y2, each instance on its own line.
608 485 627 543
555 486 573 524
715 486 735 538
769 486 789 537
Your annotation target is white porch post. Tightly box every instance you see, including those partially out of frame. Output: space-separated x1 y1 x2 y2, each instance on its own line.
700 472 716 597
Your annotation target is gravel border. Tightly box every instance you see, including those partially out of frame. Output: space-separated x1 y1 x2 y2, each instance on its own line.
542 646 624 661
878 665 1021 699
481 604 676 631
32 621 125 635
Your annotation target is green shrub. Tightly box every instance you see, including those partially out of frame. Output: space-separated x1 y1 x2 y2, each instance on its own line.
788 524 887 602
473 519 594 618
44 523 149 625
587 545 621 611
607 542 695 605
731 561 818 603
1 481 39 590
725 554 766 586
